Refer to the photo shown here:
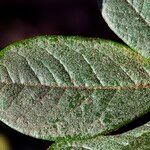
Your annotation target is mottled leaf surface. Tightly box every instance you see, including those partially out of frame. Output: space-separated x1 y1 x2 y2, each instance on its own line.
102 0 150 58
0 36 149 140
50 121 150 150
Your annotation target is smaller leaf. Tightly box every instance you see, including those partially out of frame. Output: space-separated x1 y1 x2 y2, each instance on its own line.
102 0 150 58
50 121 150 150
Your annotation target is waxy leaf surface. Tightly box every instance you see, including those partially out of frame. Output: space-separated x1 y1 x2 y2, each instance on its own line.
50 121 150 150
102 0 150 58
0 36 149 140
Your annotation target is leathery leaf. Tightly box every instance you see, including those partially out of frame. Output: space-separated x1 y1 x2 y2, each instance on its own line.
0 36 149 140
50 121 150 150
102 0 150 58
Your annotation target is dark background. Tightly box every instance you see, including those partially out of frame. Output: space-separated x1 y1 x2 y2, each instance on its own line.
0 0 122 150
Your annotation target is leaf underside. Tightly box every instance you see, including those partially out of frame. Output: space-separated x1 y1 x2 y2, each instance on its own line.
50 121 150 150
102 0 150 58
0 36 149 141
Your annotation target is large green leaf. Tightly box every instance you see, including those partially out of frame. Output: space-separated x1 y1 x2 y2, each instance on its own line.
0 36 149 140
102 0 150 58
50 121 150 150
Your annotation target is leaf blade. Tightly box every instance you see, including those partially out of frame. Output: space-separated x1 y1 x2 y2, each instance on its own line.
50 121 150 150
0 36 149 140
102 0 150 58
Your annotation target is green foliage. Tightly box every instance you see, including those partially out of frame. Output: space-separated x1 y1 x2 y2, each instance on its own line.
50 121 150 150
0 1 150 149
102 0 150 58
0 36 149 147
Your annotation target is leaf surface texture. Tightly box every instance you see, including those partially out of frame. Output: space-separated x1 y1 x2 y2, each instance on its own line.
0 36 149 140
50 121 150 150
102 0 150 58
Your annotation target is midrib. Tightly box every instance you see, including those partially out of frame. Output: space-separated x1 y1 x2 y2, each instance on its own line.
0 81 149 90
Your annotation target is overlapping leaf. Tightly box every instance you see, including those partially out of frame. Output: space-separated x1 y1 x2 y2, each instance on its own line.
50 121 150 150
102 0 150 58
0 36 149 140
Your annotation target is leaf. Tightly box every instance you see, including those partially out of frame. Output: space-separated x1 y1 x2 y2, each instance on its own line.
0 36 149 141
102 0 150 58
50 121 150 150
